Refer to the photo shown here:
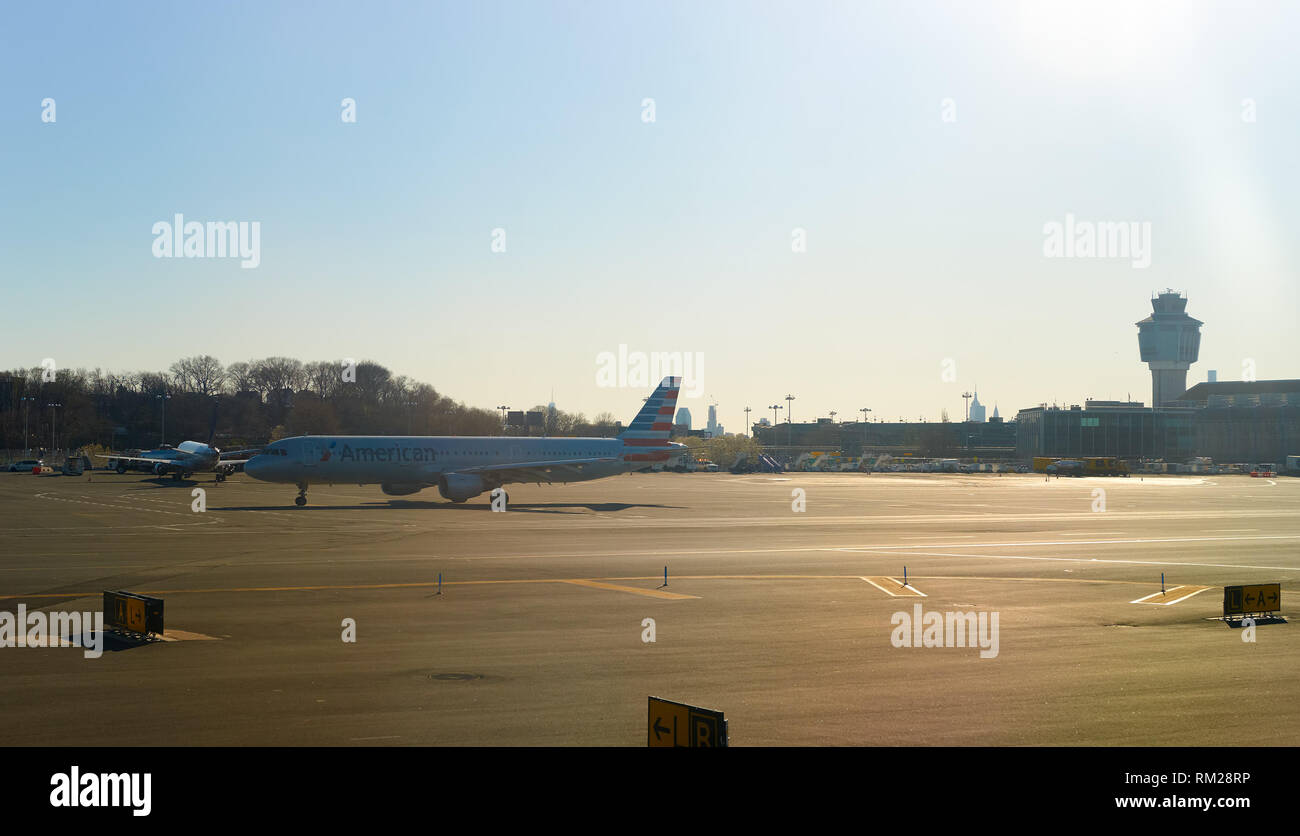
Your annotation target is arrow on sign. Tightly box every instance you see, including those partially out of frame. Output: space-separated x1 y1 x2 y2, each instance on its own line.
653 718 671 742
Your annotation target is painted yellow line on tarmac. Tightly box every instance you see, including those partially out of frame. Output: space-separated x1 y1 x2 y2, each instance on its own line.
158 630 221 642
0 579 544 599
859 576 926 597
560 579 699 600
0 574 1260 602
1130 585 1213 606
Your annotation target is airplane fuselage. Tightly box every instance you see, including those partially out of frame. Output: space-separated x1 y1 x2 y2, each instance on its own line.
143 441 220 471
243 376 684 506
249 435 624 483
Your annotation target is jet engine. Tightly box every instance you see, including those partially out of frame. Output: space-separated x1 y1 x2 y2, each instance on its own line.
381 483 424 496
438 473 486 502
153 462 167 475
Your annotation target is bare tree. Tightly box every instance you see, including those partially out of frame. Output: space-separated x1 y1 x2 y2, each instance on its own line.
305 360 341 399
225 361 256 393
251 357 306 402
170 355 226 396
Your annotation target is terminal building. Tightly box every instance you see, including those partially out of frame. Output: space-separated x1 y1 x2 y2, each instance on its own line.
753 415 1016 461
1015 292 1299 464
1014 384 1299 464
747 292 1295 466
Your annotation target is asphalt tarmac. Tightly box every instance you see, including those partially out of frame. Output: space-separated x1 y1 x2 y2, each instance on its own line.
1 468 1296 746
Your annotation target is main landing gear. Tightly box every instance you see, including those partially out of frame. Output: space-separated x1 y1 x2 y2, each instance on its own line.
295 482 308 507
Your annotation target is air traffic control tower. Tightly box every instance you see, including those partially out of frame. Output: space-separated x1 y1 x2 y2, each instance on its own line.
1136 290 1202 407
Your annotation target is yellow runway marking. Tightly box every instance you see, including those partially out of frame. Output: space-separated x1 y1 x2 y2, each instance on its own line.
1130 585 1212 605
560 579 699 600
859 576 926 597
158 629 221 642
0 574 1249 601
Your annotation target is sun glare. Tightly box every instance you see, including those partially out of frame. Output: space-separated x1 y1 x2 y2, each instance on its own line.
1014 0 1207 81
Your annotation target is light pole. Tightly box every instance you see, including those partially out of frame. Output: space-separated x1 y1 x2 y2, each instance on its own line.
829 411 837 422
860 407 871 423
156 393 171 445
961 391 972 422
497 405 510 425
785 394 795 448
21 396 34 454
743 406 752 437
47 402 62 454
768 405 783 459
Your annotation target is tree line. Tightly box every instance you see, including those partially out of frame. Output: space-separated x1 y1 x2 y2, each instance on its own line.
0 356 619 454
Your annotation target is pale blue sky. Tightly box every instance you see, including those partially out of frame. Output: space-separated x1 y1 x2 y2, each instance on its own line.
2 1 1297 428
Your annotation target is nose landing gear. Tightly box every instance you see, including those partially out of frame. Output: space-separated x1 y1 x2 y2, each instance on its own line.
295 482 308 507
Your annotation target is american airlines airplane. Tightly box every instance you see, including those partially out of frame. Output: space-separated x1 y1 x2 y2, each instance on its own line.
244 376 686 506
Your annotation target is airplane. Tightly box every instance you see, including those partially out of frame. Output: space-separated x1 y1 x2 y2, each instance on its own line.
244 376 687 506
99 403 256 481
102 441 255 481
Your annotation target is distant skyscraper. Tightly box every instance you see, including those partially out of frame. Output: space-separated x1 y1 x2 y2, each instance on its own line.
705 404 723 437
969 390 986 423
992 404 1000 420
1137 290 1202 407
676 407 692 431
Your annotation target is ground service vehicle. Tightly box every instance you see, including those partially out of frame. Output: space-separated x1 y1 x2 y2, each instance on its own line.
1082 457 1129 476
61 456 88 476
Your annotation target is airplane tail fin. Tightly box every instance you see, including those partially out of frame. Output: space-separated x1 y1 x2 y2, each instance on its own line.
206 400 220 447
619 376 681 463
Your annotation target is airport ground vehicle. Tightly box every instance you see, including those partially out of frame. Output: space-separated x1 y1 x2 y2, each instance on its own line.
1251 463 1276 477
7 459 43 472
61 455 91 475
1082 457 1129 476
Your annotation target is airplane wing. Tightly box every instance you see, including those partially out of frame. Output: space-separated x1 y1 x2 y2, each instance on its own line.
449 457 620 484
96 454 180 465
219 448 265 459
